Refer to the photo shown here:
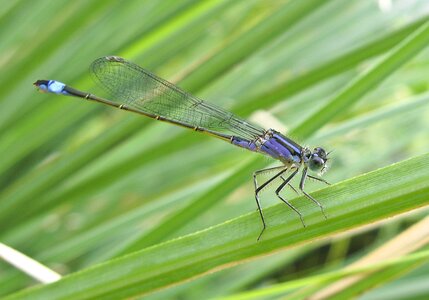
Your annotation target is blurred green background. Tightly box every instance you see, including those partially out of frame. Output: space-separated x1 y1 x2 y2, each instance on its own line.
1 0 429 299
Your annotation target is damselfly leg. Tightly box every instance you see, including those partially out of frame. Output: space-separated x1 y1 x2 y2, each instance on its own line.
300 168 328 219
274 168 305 228
254 166 309 240
307 174 331 185
253 167 288 241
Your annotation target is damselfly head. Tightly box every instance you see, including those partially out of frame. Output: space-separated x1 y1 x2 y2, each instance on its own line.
307 147 329 172
33 80 50 93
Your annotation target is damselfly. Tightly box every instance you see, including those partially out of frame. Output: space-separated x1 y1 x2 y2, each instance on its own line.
34 56 330 240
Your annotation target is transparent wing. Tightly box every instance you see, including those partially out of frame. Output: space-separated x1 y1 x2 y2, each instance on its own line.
90 56 265 140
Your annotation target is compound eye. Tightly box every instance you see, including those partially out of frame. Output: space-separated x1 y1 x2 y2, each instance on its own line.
314 147 327 160
309 155 324 171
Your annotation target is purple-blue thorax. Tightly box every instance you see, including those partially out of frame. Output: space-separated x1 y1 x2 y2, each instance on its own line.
232 130 302 165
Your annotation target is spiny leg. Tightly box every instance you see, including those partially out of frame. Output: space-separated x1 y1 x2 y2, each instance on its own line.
254 166 286 196
253 166 288 241
254 166 285 183
275 169 306 227
307 174 331 186
299 167 327 219
281 175 299 194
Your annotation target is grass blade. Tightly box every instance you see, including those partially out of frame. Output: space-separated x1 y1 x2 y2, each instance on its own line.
292 19 429 138
4 152 429 299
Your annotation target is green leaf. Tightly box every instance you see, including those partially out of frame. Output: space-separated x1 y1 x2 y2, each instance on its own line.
179 0 332 92
292 19 429 138
5 153 429 299
217 250 429 300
